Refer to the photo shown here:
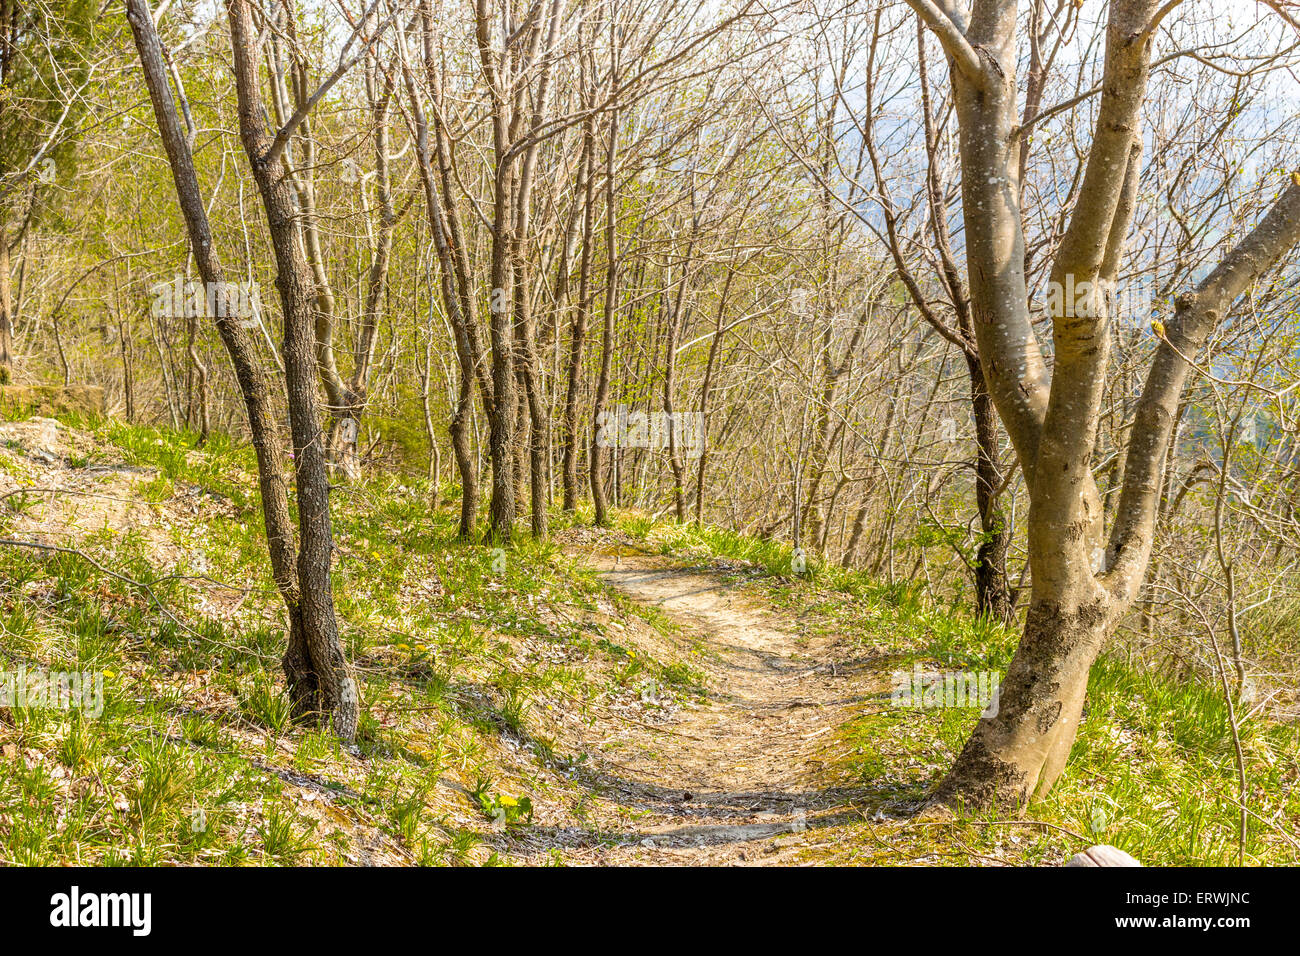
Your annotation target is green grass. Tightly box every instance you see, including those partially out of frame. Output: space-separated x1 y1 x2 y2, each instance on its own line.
0 417 699 866
2 416 1296 866
613 511 1300 866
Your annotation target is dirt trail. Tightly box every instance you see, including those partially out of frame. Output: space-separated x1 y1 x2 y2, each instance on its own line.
549 543 885 865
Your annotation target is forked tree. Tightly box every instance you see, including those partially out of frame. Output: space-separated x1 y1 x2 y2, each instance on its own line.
127 0 363 741
222 0 372 741
906 0 1300 809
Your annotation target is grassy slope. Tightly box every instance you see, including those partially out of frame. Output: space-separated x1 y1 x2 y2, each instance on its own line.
620 520 1300 865
0 417 704 864
0 416 1296 865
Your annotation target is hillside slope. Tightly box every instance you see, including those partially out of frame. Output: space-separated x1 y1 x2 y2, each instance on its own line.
0 415 1296 865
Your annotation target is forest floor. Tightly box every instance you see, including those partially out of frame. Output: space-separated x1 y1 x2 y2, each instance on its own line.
529 539 884 864
2 413 1297 866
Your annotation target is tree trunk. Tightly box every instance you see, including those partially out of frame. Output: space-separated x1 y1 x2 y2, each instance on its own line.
226 0 359 741
334 68 397 482
127 0 339 732
912 0 1300 813
590 92 618 527
663 270 690 523
934 591 1111 810
401 6 488 540
0 217 13 384
968 354 1013 623
562 110 597 512
692 263 733 525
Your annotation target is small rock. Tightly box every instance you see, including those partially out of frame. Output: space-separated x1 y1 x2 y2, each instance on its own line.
1065 844 1141 867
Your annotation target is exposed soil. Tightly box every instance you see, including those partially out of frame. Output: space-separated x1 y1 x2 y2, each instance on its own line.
0 418 891 865
523 538 888 865
0 418 246 617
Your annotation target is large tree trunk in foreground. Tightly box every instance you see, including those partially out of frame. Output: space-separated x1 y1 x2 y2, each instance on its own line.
227 0 359 741
938 180 1300 812
126 0 319 728
911 0 1145 810
909 0 1300 811
934 591 1111 809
